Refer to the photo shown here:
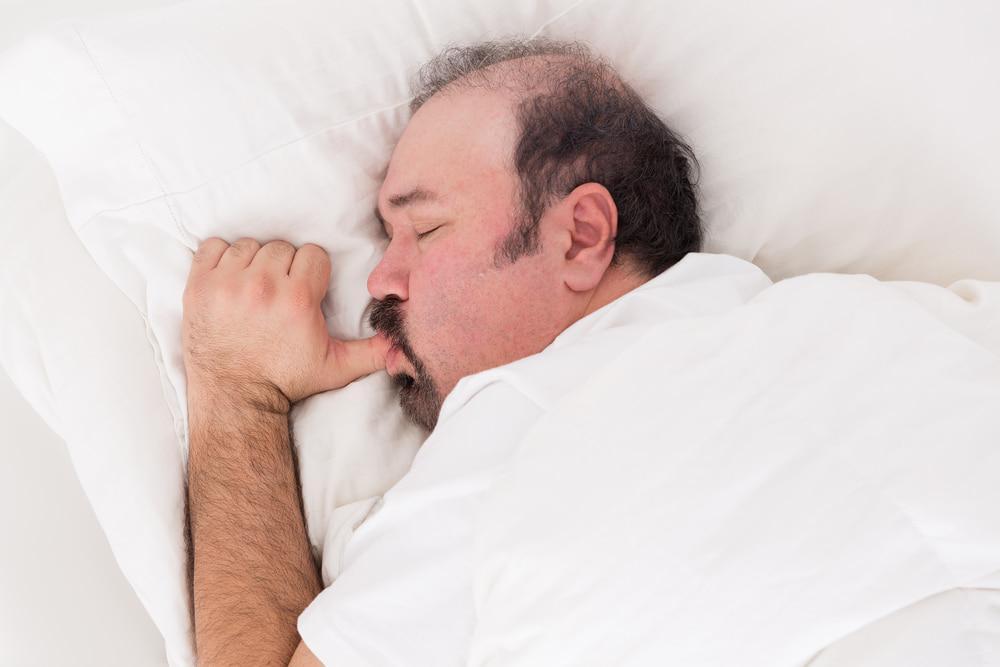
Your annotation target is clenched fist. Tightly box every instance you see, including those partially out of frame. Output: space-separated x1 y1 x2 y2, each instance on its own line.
182 237 391 413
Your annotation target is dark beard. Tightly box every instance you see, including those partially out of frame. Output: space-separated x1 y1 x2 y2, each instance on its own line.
368 296 443 432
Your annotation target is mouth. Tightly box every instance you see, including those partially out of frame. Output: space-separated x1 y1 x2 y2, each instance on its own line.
386 342 416 378
386 343 402 374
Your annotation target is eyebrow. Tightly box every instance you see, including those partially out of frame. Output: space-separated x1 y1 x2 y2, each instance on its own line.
374 187 441 232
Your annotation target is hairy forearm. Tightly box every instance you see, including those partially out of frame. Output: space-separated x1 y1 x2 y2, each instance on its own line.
186 386 321 666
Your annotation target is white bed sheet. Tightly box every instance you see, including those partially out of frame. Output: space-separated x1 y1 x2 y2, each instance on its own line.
5 2 993 664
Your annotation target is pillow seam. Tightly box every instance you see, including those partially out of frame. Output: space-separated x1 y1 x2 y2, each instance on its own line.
73 96 412 234
70 24 194 245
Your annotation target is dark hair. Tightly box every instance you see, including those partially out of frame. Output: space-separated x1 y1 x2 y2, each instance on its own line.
409 37 703 278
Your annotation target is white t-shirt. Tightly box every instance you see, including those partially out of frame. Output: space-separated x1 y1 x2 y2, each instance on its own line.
297 252 774 665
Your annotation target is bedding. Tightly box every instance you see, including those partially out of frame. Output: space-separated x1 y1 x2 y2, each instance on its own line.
465 267 1000 666
297 252 775 664
1 0 999 665
296 251 1000 665
0 120 190 664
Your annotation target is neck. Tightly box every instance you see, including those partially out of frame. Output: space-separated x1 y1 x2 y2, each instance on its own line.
580 264 649 319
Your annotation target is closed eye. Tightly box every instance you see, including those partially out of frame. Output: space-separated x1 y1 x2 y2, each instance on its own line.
417 226 441 240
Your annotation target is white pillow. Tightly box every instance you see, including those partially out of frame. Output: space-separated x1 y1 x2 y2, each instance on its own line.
1 1 999 665
0 120 191 665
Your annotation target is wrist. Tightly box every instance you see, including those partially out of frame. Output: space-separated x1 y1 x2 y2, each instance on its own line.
187 376 291 418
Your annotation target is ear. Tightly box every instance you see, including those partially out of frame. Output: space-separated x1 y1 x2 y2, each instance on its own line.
559 182 618 292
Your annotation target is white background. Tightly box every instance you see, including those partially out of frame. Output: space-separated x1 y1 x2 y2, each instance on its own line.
0 1 175 664
0 369 168 666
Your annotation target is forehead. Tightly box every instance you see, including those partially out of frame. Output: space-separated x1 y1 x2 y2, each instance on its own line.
379 87 519 206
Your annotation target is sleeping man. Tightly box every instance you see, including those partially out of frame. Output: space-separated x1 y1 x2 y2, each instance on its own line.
180 36 1000 667
181 36 720 665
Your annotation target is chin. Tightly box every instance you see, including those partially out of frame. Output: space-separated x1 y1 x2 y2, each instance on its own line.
393 369 442 433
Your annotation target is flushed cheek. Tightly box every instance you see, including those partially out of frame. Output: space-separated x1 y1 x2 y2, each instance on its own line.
413 274 496 373
437 282 523 367
424 281 494 346
405 265 467 343
417 244 496 311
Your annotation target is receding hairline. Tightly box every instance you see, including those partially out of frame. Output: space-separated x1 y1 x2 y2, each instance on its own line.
399 38 700 279
408 39 623 113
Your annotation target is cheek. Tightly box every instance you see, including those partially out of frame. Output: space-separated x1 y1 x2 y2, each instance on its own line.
424 259 493 329
410 248 504 355
407 247 466 328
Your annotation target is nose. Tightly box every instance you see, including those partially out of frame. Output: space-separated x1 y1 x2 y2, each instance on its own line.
367 239 410 302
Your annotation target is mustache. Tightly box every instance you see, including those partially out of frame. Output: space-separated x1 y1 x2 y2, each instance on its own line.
367 296 416 361
367 295 441 430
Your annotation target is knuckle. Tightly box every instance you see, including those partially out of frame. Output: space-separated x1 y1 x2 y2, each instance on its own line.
305 245 331 268
299 244 331 277
196 237 227 257
300 242 328 259
232 237 261 255
200 236 225 248
265 240 295 257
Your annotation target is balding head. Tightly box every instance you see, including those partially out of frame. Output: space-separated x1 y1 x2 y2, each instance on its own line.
408 40 600 112
366 37 702 432
409 38 702 277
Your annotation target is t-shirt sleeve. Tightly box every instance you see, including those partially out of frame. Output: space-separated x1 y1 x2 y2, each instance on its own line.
297 500 478 666
298 536 471 663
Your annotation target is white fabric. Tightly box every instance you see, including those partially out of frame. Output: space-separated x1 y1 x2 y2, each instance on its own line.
1 1 999 665
806 583 1000 666
467 272 1000 666
0 120 191 666
0 122 64 431
298 251 1000 666
297 252 775 665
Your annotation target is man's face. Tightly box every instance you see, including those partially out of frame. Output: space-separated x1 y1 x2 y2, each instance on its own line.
367 87 572 432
